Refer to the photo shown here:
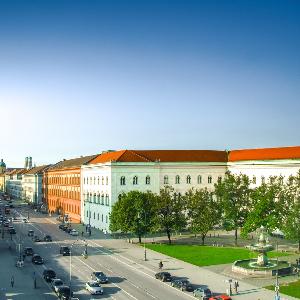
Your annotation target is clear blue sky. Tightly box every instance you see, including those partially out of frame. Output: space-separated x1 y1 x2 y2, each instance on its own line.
0 0 299 167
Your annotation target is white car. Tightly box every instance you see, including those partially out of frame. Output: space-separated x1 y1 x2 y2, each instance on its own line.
51 278 64 293
85 280 104 295
69 229 79 236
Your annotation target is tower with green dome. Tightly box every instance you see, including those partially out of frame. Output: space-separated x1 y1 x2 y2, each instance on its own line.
0 159 6 174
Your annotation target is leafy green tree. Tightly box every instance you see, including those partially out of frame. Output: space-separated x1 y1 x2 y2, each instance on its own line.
214 171 251 245
281 172 300 251
109 190 156 242
153 186 187 244
185 188 220 245
242 176 285 237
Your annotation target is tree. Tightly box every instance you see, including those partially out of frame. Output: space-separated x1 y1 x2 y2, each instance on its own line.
214 171 251 245
185 188 220 245
242 176 285 237
153 186 187 244
109 190 156 242
281 171 300 251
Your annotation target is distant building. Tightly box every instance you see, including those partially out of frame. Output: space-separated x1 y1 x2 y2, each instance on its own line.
43 154 97 223
0 158 6 191
22 165 51 205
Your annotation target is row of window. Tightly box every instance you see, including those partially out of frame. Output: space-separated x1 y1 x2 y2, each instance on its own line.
120 175 222 186
47 175 80 185
84 176 109 186
47 188 80 200
84 193 110 206
48 199 80 215
86 211 108 223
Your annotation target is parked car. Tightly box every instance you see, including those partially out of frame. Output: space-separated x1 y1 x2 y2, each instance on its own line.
209 295 232 300
91 271 109 284
155 272 172 282
23 218 28 223
32 254 44 264
57 286 73 300
69 229 79 236
85 280 104 295
51 279 64 293
9 228 16 234
33 235 41 242
60 246 70 256
28 229 34 236
3 221 9 227
65 227 72 233
193 287 212 299
43 269 56 282
44 235 52 242
59 224 67 230
171 279 194 292
24 247 34 256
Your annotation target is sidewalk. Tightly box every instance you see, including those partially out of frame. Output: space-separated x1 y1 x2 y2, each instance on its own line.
0 234 56 299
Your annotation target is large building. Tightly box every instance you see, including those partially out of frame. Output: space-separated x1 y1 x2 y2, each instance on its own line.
22 165 50 205
43 155 97 223
81 150 228 232
228 146 300 186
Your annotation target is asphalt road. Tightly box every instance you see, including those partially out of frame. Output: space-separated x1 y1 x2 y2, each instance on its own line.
11 205 195 300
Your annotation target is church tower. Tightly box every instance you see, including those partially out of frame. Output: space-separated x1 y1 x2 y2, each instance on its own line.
0 159 6 174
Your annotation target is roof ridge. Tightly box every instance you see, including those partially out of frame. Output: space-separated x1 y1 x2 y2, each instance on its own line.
129 150 153 162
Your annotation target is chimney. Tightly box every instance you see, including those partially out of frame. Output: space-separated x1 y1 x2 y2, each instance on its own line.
25 157 28 169
28 157 33 169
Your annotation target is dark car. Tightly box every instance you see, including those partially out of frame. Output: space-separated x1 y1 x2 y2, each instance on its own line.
155 272 172 282
32 254 44 264
60 246 70 256
8 227 16 234
44 235 52 242
43 269 56 282
59 224 67 230
65 227 72 233
91 271 109 284
57 286 73 300
33 235 41 242
171 279 194 292
28 229 34 236
24 247 34 256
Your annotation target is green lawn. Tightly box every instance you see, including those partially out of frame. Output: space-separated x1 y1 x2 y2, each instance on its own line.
265 280 300 299
145 244 288 267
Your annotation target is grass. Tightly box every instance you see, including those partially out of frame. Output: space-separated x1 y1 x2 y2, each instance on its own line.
265 280 300 299
145 244 288 267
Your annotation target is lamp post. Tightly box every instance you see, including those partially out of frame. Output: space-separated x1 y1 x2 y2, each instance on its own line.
275 241 280 300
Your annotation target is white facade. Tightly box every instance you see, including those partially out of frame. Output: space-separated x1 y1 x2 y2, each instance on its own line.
81 161 227 232
22 173 44 204
6 172 24 199
228 159 300 187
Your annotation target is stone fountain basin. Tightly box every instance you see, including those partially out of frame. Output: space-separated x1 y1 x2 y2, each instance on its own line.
232 259 292 276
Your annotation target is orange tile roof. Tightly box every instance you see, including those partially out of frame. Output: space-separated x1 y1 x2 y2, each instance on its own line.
89 150 228 164
229 146 300 162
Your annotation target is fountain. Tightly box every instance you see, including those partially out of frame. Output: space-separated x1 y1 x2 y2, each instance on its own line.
232 226 292 276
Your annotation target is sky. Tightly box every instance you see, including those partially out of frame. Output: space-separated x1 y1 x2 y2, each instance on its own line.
0 0 299 167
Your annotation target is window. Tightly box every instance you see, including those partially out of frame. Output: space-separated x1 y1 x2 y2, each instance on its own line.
197 175 202 184
86 211 88 217
93 194 96 203
105 195 109 206
106 215 108 223
261 176 265 184
252 176 256 184
87 178 89 185
175 175 180 184
101 176 104 185
97 177 100 185
120 176 126 185
94 177 96 185
101 194 104 205
164 175 168 185
186 175 191 184
106 176 108 185
208 176 212 184
93 212 95 219
102 214 103 222
97 194 100 204
146 175 150 185
133 176 138 185
97 213 99 220
84 177 86 185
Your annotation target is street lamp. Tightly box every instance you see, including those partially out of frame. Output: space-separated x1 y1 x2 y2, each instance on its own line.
275 241 280 300
84 195 91 235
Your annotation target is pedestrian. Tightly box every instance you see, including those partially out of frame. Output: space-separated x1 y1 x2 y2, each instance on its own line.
10 276 14 288
234 280 239 294
159 261 163 270
22 254 26 261
296 259 299 266
81 231 84 237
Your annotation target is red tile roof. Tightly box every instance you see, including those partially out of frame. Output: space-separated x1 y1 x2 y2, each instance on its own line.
229 146 300 162
89 150 228 164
